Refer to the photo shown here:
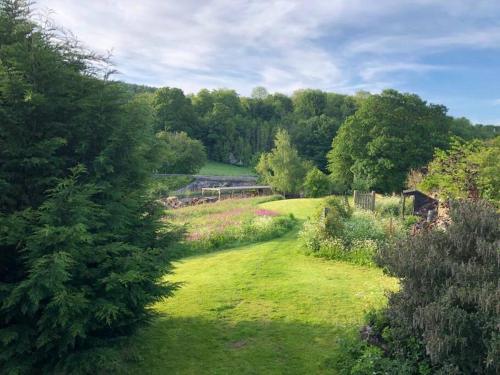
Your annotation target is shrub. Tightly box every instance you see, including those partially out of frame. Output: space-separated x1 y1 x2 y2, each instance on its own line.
303 167 331 197
373 200 500 374
324 196 353 219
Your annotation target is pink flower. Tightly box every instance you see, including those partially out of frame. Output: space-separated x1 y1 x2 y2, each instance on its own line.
255 209 279 217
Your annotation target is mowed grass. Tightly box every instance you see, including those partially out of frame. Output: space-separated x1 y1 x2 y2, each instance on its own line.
259 197 325 220
198 161 255 176
129 199 397 374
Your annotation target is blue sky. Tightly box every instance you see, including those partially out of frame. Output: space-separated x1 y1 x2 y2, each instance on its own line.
35 0 500 124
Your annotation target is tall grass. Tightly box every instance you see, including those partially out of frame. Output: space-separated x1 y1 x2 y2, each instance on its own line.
166 195 294 258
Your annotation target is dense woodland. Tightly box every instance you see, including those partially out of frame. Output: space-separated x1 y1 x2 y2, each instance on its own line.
131 83 498 178
119 77 499 195
1 1 499 374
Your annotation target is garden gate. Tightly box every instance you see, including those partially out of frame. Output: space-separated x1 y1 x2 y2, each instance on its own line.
353 190 376 211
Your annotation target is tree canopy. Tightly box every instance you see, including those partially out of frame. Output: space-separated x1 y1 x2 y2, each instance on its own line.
327 89 452 193
157 131 207 174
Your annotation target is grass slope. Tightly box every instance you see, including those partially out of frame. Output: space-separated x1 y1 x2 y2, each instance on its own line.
130 199 397 374
259 197 324 220
198 161 255 176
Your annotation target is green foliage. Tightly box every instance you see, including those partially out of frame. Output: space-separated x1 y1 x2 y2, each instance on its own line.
300 197 409 267
156 131 207 174
256 129 308 196
324 196 353 220
327 89 451 193
153 87 199 137
0 2 179 372
373 195 413 217
420 137 500 202
375 200 500 374
450 117 499 140
303 167 331 197
342 211 387 246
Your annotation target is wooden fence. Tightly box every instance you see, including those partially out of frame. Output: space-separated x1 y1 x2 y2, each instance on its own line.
353 190 376 211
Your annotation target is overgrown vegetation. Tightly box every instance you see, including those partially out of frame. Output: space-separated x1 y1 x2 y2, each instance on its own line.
165 196 297 257
300 196 411 266
336 200 500 374
419 137 500 202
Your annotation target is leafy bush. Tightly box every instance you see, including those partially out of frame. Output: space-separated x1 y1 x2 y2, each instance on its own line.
324 196 353 219
311 238 378 267
420 137 500 202
300 197 411 266
303 167 331 197
300 200 383 266
370 200 500 374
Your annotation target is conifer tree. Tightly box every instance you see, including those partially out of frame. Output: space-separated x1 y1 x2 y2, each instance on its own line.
0 1 178 372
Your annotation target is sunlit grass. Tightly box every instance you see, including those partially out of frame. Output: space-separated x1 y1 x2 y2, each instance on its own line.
198 161 256 176
129 198 398 374
259 197 325 220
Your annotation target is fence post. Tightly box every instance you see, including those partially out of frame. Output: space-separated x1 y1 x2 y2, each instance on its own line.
353 190 358 207
371 191 376 211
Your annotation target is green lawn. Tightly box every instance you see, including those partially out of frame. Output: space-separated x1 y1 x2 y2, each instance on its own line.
129 199 397 374
259 197 324 220
198 161 256 176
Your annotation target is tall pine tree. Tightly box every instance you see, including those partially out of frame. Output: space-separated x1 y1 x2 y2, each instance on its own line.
0 1 179 373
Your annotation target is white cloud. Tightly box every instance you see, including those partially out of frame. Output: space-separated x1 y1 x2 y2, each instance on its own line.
33 0 500 102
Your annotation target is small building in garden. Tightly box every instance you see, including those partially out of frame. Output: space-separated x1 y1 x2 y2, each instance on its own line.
402 189 438 219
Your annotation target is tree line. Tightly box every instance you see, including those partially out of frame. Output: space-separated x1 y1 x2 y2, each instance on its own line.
122 78 498 194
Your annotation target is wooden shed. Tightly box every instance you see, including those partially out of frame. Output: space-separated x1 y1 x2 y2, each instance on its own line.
402 189 438 219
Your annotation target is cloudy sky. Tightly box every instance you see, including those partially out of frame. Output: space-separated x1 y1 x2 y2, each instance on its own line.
35 0 500 124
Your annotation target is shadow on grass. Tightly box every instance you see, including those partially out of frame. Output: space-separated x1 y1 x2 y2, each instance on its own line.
127 315 359 375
